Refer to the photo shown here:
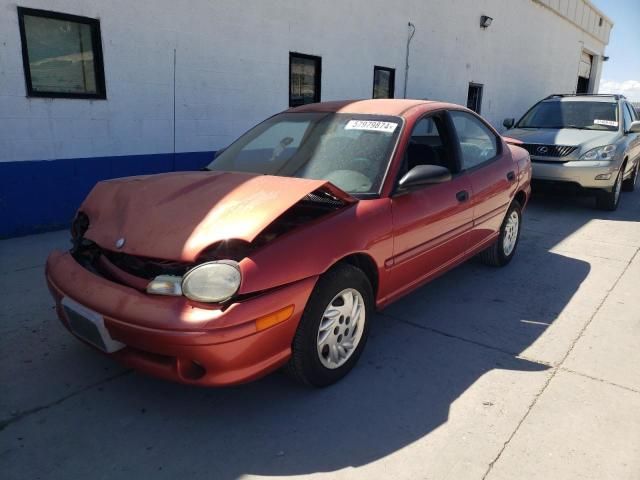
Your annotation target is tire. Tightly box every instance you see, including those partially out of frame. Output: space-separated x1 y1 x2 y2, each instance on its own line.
285 263 373 387
596 167 623 211
622 160 638 192
479 201 522 267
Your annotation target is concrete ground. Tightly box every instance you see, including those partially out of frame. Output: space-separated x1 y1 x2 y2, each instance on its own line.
1 190 639 480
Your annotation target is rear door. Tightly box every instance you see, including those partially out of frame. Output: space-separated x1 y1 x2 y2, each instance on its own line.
449 110 516 249
387 112 474 299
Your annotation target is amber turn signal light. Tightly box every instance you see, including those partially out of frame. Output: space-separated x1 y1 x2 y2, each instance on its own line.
255 305 295 332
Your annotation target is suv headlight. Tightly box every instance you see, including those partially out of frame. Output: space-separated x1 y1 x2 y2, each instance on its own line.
580 144 617 161
181 261 241 303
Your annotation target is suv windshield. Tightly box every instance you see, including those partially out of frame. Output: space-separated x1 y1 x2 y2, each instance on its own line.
517 100 619 131
206 112 402 194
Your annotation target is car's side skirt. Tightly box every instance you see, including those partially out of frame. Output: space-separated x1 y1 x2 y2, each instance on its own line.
377 231 499 310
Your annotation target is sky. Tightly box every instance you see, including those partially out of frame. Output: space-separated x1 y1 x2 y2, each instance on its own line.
591 0 640 101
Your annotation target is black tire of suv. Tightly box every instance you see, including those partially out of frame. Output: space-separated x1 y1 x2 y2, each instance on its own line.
622 160 638 192
596 168 623 211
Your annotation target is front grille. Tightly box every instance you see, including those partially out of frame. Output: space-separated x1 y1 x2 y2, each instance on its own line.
520 144 577 158
103 250 192 279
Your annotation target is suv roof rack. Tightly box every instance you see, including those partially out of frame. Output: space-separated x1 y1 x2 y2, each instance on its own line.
544 93 626 100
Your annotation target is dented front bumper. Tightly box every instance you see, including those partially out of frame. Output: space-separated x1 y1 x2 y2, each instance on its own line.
46 250 318 386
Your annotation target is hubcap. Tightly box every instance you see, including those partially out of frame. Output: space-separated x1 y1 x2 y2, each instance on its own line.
614 171 622 204
317 288 366 369
502 210 520 256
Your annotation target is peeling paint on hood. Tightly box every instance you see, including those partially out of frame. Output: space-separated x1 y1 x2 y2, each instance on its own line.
80 171 354 262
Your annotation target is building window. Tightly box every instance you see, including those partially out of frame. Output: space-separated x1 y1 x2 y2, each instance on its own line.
466 83 483 114
17 7 106 99
373 66 395 99
289 53 321 107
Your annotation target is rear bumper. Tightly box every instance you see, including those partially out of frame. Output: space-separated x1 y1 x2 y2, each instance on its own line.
531 160 620 189
46 250 318 386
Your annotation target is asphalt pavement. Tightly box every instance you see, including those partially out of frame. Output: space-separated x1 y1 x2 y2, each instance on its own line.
1 189 639 480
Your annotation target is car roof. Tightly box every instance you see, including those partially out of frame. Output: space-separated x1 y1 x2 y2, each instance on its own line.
286 99 460 117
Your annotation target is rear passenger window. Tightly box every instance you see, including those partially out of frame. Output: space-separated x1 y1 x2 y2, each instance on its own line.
450 111 498 170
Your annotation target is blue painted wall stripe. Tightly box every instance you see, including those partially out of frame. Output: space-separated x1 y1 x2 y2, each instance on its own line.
0 151 214 238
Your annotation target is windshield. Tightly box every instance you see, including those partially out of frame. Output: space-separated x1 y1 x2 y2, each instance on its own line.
517 101 619 131
206 113 402 194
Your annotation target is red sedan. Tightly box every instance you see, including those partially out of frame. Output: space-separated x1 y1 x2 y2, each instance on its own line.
46 99 531 387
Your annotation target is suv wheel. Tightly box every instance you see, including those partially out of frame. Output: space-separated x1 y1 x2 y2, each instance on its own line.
622 160 638 192
596 168 623 211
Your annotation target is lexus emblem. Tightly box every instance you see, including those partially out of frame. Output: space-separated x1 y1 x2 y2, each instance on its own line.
536 146 549 154
115 237 126 249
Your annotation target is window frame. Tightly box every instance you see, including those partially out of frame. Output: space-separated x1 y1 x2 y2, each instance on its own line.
391 109 461 195
372 66 395 99
623 102 637 127
622 102 634 131
289 52 322 108
17 6 107 100
466 83 484 114
447 109 502 172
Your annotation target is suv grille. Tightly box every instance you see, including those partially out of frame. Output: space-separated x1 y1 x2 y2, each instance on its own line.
520 144 577 158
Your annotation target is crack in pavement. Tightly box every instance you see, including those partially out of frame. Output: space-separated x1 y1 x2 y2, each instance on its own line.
481 247 640 480
559 367 640 395
0 370 132 432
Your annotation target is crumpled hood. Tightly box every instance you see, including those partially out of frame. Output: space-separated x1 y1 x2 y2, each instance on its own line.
81 171 354 261
505 128 620 151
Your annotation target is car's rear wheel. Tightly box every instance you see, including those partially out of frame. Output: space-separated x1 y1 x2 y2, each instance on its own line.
596 167 623 211
622 160 638 192
479 200 522 267
285 264 373 387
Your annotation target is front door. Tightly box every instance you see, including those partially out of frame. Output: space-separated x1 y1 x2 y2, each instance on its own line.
386 113 474 300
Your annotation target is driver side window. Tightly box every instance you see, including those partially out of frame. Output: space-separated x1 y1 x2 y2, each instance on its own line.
406 115 453 172
450 111 498 170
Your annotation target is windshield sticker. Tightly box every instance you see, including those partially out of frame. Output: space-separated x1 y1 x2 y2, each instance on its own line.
345 120 398 133
594 119 618 127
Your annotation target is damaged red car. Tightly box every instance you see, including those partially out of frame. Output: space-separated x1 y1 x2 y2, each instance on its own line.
46 99 531 387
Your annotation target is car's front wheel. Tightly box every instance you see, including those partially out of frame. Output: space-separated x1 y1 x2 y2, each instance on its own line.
596 167 623 211
479 200 522 267
286 263 373 387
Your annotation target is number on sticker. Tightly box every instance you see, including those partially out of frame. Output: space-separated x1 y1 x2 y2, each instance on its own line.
345 120 398 133
594 119 618 127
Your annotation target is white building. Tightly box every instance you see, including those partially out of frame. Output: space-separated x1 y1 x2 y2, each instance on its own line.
0 0 612 237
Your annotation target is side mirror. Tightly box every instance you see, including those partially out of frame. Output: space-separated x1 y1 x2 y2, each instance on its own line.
503 118 515 129
397 165 452 193
627 121 640 134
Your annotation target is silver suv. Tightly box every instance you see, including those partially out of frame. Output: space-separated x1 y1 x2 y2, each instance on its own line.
503 94 640 210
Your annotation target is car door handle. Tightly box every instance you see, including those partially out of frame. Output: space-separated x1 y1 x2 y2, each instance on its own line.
456 190 469 202
506 171 516 182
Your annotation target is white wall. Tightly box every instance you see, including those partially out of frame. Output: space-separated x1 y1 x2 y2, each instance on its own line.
0 0 610 163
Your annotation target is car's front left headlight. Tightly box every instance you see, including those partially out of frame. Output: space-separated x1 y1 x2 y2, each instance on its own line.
579 144 617 161
181 261 241 303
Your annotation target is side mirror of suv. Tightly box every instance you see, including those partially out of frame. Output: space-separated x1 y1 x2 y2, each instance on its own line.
503 118 515 129
627 121 640 134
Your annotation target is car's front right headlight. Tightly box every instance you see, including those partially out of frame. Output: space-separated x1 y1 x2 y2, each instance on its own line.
181 261 241 303
579 144 617 161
